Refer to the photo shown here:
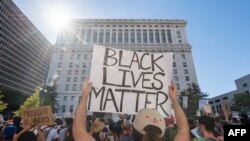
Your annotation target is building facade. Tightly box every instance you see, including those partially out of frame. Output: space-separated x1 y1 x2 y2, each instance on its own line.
0 0 52 94
209 74 250 114
47 19 198 117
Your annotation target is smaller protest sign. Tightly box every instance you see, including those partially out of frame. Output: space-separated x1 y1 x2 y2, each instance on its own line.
203 104 212 115
21 105 53 127
199 100 208 110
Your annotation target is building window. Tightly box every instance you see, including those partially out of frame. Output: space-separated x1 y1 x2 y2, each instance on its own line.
73 84 77 91
99 29 104 43
65 84 70 91
105 30 110 43
77 54 81 59
173 54 175 59
181 54 185 59
92 29 98 43
136 29 141 43
67 77 71 82
83 63 86 68
59 55 63 59
71 96 75 101
81 29 86 40
176 83 180 90
74 77 78 82
174 69 177 74
62 105 66 113
69 63 73 68
130 29 135 43
183 62 187 67
118 29 122 43
173 62 176 67
143 30 147 43
124 29 129 43
86 29 92 43
176 31 182 38
155 30 160 43
71 54 74 59
167 29 172 43
174 76 178 81
161 30 166 43
64 96 67 101
243 83 248 88
112 29 116 43
184 69 188 74
75 70 79 75
81 77 85 82
82 70 86 75
70 105 74 113
68 70 72 75
185 76 190 81
58 63 62 68
178 40 182 43
84 54 88 59
149 29 154 43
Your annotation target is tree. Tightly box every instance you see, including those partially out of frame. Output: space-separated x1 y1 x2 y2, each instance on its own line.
14 88 40 115
178 83 208 119
0 94 8 112
231 92 250 112
42 85 59 113
1 89 29 111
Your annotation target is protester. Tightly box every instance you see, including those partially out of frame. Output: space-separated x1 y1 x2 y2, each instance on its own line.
13 116 23 134
3 119 16 140
163 115 177 141
90 119 105 141
73 80 190 141
13 122 45 141
59 117 74 141
198 116 218 141
132 81 189 141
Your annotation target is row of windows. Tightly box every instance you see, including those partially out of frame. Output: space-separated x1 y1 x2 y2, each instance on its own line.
61 105 75 113
175 83 191 90
65 84 82 91
59 54 89 60
66 77 85 83
66 29 183 44
57 70 88 75
173 62 187 67
174 76 190 81
173 69 189 74
78 24 183 28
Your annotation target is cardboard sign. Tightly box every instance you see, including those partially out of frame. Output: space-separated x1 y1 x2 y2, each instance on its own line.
203 104 212 115
89 45 173 117
21 105 53 127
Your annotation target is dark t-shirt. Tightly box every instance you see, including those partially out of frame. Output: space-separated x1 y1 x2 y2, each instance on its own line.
205 138 218 141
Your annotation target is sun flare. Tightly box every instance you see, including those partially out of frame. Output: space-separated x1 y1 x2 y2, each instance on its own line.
45 6 71 31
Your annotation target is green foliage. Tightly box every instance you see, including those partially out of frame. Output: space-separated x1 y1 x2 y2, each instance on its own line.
1 89 29 111
178 83 208 119
0 94 8 112
14 88 40 115
231 92 250 112
42 85 59 113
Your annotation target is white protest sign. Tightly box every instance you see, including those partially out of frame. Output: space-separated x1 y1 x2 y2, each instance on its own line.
199 99 208 110
203 104 212 115
89 45 173 117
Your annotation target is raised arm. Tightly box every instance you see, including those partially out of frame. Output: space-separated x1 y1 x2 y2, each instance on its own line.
169 81 190 141
73 81 95 141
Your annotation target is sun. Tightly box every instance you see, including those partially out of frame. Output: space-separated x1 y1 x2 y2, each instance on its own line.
45 6 71 31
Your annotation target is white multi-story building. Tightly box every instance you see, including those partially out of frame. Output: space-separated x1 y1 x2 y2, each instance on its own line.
209 74 250 114
47 19 198 117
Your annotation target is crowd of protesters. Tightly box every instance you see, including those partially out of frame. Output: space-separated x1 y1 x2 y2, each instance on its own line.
0 81 249 141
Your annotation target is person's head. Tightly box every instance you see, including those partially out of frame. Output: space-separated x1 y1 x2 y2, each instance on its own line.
198 116 215 137
64 117 73 126
90 119 105 133
13 116 22 125
18 131 37 141
55 118 63 125
165 115 175 127
133 108 166 141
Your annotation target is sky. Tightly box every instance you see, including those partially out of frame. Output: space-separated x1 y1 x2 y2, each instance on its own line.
13 0 250 98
